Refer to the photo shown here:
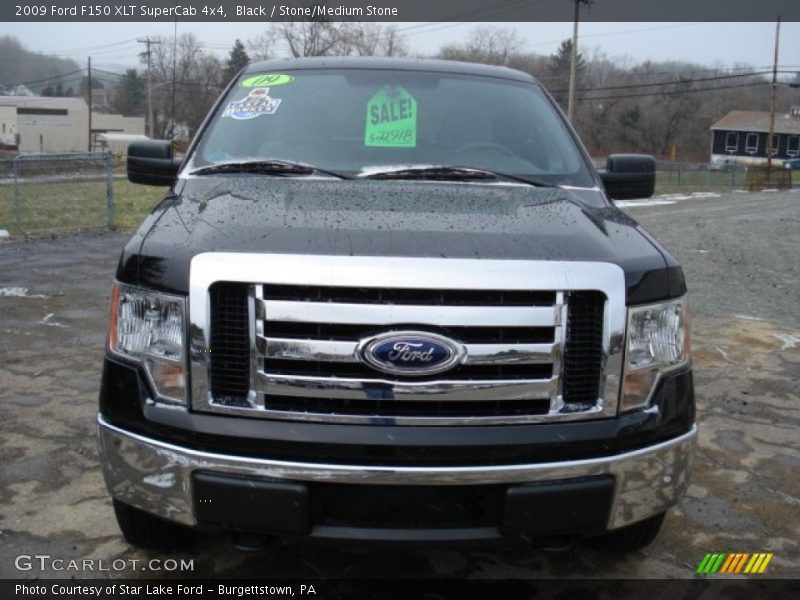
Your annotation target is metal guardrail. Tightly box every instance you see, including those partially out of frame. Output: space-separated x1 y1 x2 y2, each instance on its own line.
0 152 115 233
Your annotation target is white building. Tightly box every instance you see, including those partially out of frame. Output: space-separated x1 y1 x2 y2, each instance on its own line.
91 113 146 152
0 96 88 153
96 133 148 157
0 96 145 154
0 104 17 148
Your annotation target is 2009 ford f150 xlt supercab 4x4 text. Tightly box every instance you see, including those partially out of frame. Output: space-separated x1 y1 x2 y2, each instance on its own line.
98 58 696 552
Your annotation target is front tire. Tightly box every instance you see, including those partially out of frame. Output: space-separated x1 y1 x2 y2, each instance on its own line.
113 500 195 551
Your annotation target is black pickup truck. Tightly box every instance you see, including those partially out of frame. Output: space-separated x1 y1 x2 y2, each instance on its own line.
98 57 695 552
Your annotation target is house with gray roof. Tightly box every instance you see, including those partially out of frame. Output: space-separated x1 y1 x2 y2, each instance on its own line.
710 107 800 166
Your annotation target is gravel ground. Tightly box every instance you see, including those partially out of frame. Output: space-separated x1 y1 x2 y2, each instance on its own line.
0 189 798 582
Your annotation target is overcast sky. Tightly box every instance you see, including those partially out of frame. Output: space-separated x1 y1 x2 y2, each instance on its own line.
1 21 798 74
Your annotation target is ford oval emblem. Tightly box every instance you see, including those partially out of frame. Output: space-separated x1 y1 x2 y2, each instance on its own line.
357 331 465 377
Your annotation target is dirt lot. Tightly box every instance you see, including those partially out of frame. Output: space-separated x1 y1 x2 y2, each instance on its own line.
0 189 798 581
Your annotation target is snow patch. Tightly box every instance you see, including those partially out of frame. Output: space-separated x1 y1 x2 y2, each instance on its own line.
734 314 765 321
39 313 66 328
658 194 693 201
615 199 677 208
713 345 730 361
0 287 47 299
619 191 722 208
772 333 800 350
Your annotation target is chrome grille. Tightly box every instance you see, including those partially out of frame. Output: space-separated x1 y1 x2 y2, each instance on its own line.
189 254 626 425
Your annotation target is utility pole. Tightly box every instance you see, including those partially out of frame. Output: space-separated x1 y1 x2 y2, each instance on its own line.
567 0 590 122
87 57 92 152
171 16 178 140
137 37 161 138
767 16 781 171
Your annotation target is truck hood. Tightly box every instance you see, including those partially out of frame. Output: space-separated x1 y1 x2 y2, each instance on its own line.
119 177 684 302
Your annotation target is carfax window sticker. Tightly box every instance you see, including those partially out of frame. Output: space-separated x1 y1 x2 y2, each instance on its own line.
222 88 282 120
240 73 295 88
365 86 418 148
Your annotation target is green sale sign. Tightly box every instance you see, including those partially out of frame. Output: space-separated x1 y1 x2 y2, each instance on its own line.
364 86 418 148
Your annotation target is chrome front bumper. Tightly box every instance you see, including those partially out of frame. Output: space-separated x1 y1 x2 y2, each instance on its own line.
97 414 697 532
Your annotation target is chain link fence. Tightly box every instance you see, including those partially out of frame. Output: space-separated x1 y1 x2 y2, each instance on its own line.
654 160 748 193
594 158 798 194
0 153 115 234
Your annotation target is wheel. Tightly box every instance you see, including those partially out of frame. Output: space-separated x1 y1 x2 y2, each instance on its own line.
113 500 195 551
594 512 666 553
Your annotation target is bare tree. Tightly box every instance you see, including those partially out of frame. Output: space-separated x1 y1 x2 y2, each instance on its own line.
247 31 276 61
343 23 408 57
273 21 351 57
438 26 524 66
248 21 408 59
143 33 223 139
572 49 625 154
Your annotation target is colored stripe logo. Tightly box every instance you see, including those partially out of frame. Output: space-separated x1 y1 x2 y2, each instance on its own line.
697 552 773 574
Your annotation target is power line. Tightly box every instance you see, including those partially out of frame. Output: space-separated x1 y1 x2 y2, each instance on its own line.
51 44 140 58
576 80 771 103
534 64 800 81
551 69 790 94
3 68 86 88
92 73 221 92
525 22 706 49
44 39 139 55
93 68 223 89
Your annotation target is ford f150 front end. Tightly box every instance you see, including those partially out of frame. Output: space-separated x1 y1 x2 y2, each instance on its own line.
98 57 696 551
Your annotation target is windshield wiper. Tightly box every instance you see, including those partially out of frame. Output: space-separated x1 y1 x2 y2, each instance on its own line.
361 166 556 187
190 159 351 179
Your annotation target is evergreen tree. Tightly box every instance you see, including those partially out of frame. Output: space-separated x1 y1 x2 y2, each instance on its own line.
547 39 585 108
112 69 146 117
222 39 249 85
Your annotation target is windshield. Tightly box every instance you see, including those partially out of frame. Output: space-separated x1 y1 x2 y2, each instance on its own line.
188 68 595 187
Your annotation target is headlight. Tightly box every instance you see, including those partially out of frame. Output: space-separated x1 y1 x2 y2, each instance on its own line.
108 282 187 404
621 297 690 412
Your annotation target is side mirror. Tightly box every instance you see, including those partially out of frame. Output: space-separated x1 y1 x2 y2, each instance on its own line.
127 140 182 186
599 154 656 200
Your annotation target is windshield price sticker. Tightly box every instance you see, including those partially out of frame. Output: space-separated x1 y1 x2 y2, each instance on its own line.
365 87 418 148
240 73 295 88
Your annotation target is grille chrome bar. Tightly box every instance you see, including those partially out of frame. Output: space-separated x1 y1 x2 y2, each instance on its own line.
258 336 358 363
257 299 557 328
188 254 626 426
255 372 554 401
257 335 555 365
